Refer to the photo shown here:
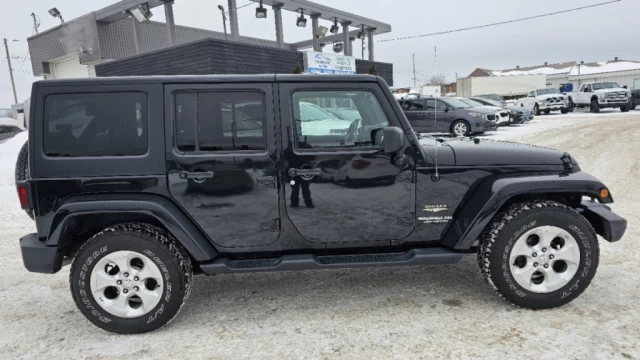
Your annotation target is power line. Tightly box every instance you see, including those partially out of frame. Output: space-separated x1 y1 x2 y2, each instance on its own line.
378 0 621 43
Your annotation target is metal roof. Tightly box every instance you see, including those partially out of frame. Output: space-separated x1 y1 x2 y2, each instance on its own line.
96 0 166 22
248 0 391 34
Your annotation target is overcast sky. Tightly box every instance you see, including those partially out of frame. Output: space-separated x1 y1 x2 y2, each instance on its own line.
1 0 638 106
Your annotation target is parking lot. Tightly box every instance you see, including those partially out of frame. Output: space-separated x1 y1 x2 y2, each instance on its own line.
0 110 639 359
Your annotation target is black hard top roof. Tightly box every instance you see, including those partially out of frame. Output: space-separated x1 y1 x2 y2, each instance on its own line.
36 74 381 87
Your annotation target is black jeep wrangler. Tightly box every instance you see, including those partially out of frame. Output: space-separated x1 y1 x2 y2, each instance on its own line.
16 75 626 334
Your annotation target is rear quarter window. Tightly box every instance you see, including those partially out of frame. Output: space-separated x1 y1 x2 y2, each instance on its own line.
43 92 148 157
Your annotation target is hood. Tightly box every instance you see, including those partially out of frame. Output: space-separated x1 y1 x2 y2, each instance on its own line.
537 94 565 100
593 87 627 93
505 106 531 114
442 138 568 166
460 107 496 115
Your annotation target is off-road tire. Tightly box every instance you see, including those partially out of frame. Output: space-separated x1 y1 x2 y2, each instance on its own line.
477 201 599 309
544 109 551 115
70 222 193 334
590 99 601 113
630 98 637 110
14 141 34 220
621 104 629 113
534 104 541 116
567 99 575 113
561 108 569 114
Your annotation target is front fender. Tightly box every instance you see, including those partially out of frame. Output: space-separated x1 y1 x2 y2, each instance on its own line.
46 194 218 262
442 171 610 250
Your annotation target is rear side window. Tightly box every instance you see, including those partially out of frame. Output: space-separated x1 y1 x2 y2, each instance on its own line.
175 91 265 152
44 93 148 157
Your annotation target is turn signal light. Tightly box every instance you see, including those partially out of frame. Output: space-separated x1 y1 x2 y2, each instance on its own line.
600 188 610 199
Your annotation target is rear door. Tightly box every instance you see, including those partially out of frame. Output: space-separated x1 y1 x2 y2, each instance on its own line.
278 82 415 247
165 83 281 249
401 99 431 133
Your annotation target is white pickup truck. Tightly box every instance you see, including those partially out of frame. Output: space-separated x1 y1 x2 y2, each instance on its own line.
565 82 632 113
517 88 568 116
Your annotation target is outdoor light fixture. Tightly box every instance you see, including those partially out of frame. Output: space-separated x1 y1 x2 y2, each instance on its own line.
48 7 64 23
330 18 339 34
296 10 307 28
255 0 267 19
316 26 328 38
357 25 366 40
128 3 153 23
333 42 343 53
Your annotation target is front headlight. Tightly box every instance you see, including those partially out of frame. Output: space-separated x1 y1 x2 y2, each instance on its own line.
469 113 485 118
597 92 605 98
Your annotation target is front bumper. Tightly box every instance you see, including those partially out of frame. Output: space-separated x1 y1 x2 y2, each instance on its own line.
598 98 630 107
539 103 566 111
578 201 627 242
20 233 63 274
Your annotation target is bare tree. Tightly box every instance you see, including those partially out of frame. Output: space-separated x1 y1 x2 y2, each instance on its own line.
428 73 447 85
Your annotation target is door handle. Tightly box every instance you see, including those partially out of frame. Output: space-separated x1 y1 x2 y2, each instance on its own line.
179 171 214 180
288 168 321 177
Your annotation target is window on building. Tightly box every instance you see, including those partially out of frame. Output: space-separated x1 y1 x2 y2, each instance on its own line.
291 91 389 149
43 92 147 157
175 91 266 152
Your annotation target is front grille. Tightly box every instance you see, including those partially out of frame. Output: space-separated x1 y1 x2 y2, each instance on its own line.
487 114 496 120
606 92 626 98
500 112 509 117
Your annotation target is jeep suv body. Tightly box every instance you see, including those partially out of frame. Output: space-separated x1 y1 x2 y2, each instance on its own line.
17 75 626 334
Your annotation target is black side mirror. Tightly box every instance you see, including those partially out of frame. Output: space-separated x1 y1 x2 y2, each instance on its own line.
444 107 449 113
623 85 628 89
384 127 405 155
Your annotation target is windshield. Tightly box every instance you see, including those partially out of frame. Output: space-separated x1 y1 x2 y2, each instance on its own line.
536 88 561 95
459 98 486 107
477 94 503 102
299 102 338 121
473 98 502 107
441 98 472 109
592 82 622 90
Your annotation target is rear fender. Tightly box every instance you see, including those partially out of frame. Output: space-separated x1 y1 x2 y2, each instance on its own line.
46 194 218 262
442 171 610 250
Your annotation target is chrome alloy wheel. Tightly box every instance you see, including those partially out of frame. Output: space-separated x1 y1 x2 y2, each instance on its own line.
509 226 581 293
90 250 164 318
454 122 468 136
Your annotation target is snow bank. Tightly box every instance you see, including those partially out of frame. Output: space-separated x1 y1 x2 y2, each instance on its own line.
570 61 640 76
492 66 573 77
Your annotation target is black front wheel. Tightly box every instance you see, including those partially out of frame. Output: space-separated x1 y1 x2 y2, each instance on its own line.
630 98 637 110
590 99 601 113
478 201 599 309
534 104 541 116
567 99 575 113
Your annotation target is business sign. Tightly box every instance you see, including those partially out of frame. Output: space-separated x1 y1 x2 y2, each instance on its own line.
303 51 357 75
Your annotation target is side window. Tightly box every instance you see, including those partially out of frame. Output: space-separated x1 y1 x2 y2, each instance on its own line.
291 90 390 149
425 99 436 110
528 91 535 97
584 85 591 92
175 91 265 152
434 100 447 111
401 100 423 110
44 92 147 157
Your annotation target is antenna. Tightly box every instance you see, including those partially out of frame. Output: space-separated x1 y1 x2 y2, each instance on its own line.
31 13 41 35
432 45 440 182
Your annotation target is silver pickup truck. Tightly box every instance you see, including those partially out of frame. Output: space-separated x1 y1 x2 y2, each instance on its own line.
565 82 632 113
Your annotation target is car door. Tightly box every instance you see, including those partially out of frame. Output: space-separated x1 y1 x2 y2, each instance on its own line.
278 82 415 247
579 84 592 104
401 99 431 133
165 83 281 249
433 99 453 133
523 91 536 108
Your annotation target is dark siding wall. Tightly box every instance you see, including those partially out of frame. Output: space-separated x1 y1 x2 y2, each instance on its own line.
96 38 393 85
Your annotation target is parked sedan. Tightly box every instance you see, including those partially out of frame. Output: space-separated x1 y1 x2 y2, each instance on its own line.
470 97 534 124
457 98 510 126
399 97 497 136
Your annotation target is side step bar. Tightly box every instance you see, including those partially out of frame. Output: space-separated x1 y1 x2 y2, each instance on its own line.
200 247 464 275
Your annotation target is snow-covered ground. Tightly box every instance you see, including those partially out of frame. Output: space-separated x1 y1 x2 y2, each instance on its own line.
1 111 640 359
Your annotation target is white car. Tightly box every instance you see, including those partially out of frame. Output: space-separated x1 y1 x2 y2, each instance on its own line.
517 88 568 116
457 98 510 126
565 82 632 113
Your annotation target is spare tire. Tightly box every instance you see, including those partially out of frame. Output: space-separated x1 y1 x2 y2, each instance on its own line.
15 141 34 220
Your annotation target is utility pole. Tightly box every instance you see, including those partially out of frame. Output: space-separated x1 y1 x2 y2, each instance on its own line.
31 13 41 34
412 53 417 87
3 38 19 104
218 5 228 37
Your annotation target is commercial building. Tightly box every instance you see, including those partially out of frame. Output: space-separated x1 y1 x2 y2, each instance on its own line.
27 0 393 84
459 58 640 97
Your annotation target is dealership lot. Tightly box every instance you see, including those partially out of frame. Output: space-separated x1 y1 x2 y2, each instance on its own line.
1 111 639 359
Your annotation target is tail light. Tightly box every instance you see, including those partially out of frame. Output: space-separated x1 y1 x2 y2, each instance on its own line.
16 183 30 209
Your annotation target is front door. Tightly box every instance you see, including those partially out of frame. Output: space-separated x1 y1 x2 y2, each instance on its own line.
424 99 452 133
279 83 415 246
165 83 280 249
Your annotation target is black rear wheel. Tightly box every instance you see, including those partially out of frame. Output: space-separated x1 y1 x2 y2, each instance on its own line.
14 141 34 220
